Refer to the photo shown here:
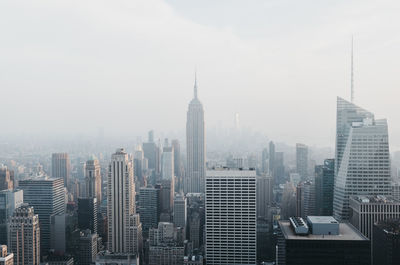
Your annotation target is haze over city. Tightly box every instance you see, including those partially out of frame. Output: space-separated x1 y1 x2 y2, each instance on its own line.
1 0 400 150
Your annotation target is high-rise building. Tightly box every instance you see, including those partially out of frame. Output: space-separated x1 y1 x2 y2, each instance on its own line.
171 139 182 191
107 148 135 253
0 168 14 191
261 148 269 174
373 219 400 265
269 141 275 176
256 174 273 219
143 131 160 173
161 141 174 180
157 179 174 221
349 195 400 239
78 197 98 234
173 194 187 229
315 159 335 216
0 189 23 245
134 147 146 187
126 214 142 255
205 169 257 265
78 230 98 265
296 181 315 218
8 204 40 265
296 143 308 180
138 187 159 235
19 178 65 256
51 153 71 188
0 245 14 265
186 193 204 250
274 152 285 184
333 97 392 221
85 158 102 205
277 216 370 265
185 75 205 194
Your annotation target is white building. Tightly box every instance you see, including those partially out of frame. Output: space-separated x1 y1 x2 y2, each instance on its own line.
161 143 174 180
107 148 136 253
205 169 257 265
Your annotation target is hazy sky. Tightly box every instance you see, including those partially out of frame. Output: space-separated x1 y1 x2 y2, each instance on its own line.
1 0 399 150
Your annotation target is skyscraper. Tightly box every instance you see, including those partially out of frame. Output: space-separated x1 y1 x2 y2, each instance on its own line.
107 148 135 253
78 229 98 265
161 141 174 180
8 204 40 265
185 74 205 194
333 97 392 221
296 143 308 180
256 174 273 219
171 139 182 191
19 178 65 256
0 168 14 191
205 169 257 265
78 197 98 234
315 159 335 216
143 131 160 173
138 187 160 235
173 194 187 229
85 158 102 205
0 189 23 245
51 153 71 188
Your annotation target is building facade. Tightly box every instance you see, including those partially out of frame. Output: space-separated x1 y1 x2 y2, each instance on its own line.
51 153 71 188
315 159 334 216
85 158 102 205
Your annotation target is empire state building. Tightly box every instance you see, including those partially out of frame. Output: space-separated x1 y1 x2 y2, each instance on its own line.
185 74 206 193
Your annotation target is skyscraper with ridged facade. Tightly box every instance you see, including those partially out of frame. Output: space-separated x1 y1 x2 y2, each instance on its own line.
185 74 205 194
333 97 391 221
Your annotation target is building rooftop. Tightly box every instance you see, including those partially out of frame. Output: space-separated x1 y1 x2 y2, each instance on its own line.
375 219 400 235
279 220 368 241
351 195 399 204
307 216 338 225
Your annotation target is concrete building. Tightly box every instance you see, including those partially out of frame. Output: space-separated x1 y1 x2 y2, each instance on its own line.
185 75 206 194
85 158 102 205
96 252 138 265
19 178 64 256
0 189 23 245
173 194 187 229
8 205 40 265
296 143 308 180
0 245 14 265
205 169 257 265
126 214 142 255
256 174 273 219
333 97 392 221
107 148 135 253
51 153 71 189
277 216 370 265
349 195 400 239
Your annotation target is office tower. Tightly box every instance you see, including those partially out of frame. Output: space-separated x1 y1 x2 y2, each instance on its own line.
281 182 296 219
261 148 269 174
333 98 392 221
205 169 257 265
0 168 14 191
186 193 205 250
107 148 135 253
126 214 142 255
0 190 23 245
143 131 160 173
315 159 335 216
85 158 102 205
157 180 174 221
8 205 40 265
19 178 64 255
50 213 66 254
134 147 146 187
0 245 13 265
96 252 139 265
138 187 160 235
148 222 185 265
296 143 308 180
78 197 97 234
52 153 71 188
269 141 275 175
78 229 98 265
274 152 285 184
185 75 206 194
373 219 400 265
349 195 400 239
161 142 174 180
256 174 273 219
277 216 370 265
171 140 182 189
296 181 315 218
173 194 187 229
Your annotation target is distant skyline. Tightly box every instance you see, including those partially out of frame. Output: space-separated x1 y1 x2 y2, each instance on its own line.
1 0 399 150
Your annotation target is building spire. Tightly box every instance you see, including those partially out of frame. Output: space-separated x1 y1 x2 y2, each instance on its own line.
351 36 354 103
194 68 198 99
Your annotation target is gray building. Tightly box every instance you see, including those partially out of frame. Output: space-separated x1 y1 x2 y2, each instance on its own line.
85 158 102 205
0 189 23 245
96 252 138 265
173 194 187 229
296 143 308 180
333 97 392 221
19 178 65 256
51 153 71 189
205 169 257 265
138 187 159 235
256 174 273 219
78 230 98 265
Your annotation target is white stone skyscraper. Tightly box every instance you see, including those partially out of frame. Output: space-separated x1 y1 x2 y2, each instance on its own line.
185 74 205 194
107 148 136 253
205 169 257 265
333 97 391 221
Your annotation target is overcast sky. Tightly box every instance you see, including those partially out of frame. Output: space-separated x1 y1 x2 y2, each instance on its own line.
1 0 399 150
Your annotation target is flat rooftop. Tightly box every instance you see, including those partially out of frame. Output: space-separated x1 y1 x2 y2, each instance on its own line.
351 195 399 204
279 221 368 241
307 216 338 224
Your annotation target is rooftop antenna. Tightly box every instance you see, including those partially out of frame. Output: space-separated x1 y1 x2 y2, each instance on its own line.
194 67 198 99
